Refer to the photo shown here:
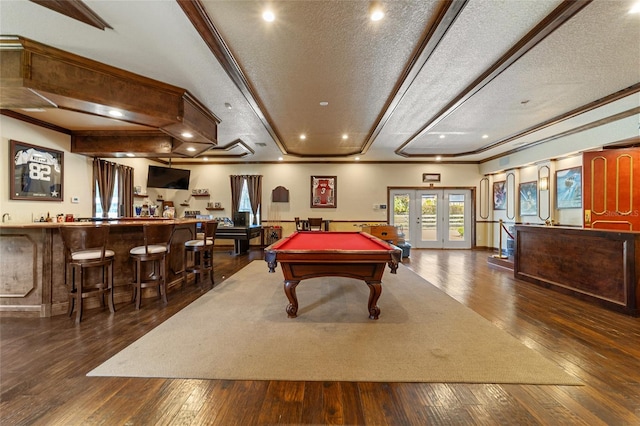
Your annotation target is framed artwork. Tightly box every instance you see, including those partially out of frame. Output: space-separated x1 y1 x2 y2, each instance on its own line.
311 175 336 208
519 181 537 216
556 166 582 209
10 140 63 201
493 181 506 210
422 173 440 183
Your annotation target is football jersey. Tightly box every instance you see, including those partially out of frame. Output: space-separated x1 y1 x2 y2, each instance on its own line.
14 148 62 197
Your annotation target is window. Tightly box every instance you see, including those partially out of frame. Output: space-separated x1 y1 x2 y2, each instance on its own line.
95 173 120 218
238 179 260 224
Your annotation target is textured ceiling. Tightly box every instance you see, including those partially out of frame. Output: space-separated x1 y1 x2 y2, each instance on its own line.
1 0 639 164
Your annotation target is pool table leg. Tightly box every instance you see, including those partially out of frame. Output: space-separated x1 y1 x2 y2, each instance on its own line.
284 280 300 318
366 281 382 320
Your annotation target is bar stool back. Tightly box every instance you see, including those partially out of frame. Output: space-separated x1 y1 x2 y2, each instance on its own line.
60 225 115 324
307 217 324 231
183 220 218 287
129 223 174 309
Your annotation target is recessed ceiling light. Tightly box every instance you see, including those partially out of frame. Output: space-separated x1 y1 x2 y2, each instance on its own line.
224 102 232 109
435 156 442 161
355 157 360 161
342 134 348 140
482 134 489 139
125 153 135 157
108 110 123 117
203 157 209 161
186 147 196 152
300 134 306 140
182 132 194 138
369 2 384 21
319 101 329 106
262 10 275 22
439 135 445 139
278 157 283 161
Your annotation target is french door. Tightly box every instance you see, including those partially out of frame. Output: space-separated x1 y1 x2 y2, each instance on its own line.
389 189 472 249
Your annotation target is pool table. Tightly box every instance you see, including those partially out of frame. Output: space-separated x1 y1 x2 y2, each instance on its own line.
264 231 402 319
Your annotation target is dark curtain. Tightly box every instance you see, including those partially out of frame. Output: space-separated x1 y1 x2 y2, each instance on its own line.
117 163 134 217
93 159 116 218
246 175 262 225
230 175 245 214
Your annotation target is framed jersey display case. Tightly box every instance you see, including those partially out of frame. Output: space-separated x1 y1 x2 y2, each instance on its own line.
310 175 336 208
10 140 63 201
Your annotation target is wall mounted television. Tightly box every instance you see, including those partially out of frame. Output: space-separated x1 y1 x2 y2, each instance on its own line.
146 165 191 190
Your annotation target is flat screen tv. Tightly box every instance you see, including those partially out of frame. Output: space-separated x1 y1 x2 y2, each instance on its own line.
146 165 190 190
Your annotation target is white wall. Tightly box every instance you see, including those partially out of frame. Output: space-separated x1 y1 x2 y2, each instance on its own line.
1 114 587 250
1 115 483 227
1 116 94 223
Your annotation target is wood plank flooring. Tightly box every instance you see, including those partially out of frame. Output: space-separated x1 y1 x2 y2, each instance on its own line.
1 248 639 425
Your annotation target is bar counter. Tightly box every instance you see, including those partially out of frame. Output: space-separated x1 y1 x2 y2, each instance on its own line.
514 225 639 316
0 218 199 317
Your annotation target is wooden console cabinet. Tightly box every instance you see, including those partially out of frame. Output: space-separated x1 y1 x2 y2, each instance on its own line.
514 225 639 316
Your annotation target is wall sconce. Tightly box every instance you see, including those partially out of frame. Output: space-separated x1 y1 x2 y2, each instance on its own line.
539 176 549 191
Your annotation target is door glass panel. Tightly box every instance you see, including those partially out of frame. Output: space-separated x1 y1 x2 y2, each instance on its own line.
392 193 411 243
448 194 466 241
421 194 438 242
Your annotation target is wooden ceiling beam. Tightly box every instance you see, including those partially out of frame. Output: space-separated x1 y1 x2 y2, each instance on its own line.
0 36 220 157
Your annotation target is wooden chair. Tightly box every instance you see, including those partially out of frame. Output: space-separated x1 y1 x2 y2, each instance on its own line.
295 217 304 231
129 223 174 309
183 221 217 287
60 225 115 324
307 217 324 231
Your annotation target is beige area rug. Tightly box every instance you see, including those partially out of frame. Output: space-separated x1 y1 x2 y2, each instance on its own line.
88 261 581 385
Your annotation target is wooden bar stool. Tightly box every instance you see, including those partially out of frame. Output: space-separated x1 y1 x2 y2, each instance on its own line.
129 223 174 309
60 225 115 324
183 221 218 287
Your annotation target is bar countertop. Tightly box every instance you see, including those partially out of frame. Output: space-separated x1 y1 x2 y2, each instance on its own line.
0 217 200 229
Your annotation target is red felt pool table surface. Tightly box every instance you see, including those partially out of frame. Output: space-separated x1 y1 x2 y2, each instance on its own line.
271 231 393 251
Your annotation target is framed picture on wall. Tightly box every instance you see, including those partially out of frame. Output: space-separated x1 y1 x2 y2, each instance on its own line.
556 166 582 209
311 175 337 208
493 181 506 210
10 140 63 201
519 181 537 216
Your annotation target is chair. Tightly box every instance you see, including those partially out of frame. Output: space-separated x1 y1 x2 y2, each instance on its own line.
129 223 174 309
307 217 324 231
295 217 304 231
183 221 218 287
60 225 115 324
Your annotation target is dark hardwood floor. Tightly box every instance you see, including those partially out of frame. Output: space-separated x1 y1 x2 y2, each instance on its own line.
1 248 639 425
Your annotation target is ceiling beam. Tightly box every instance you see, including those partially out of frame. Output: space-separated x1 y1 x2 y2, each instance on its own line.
29 0 113 30
395 0 593 158
0 36 220 157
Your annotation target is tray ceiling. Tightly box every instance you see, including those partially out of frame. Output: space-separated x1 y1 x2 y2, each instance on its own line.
1 0 638 164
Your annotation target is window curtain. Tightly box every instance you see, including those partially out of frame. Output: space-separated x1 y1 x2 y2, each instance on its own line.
246 175 262 225
93 159 116 218
230 175 245 214
230 175 262 225
118 163 134 217
93 158 134 217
